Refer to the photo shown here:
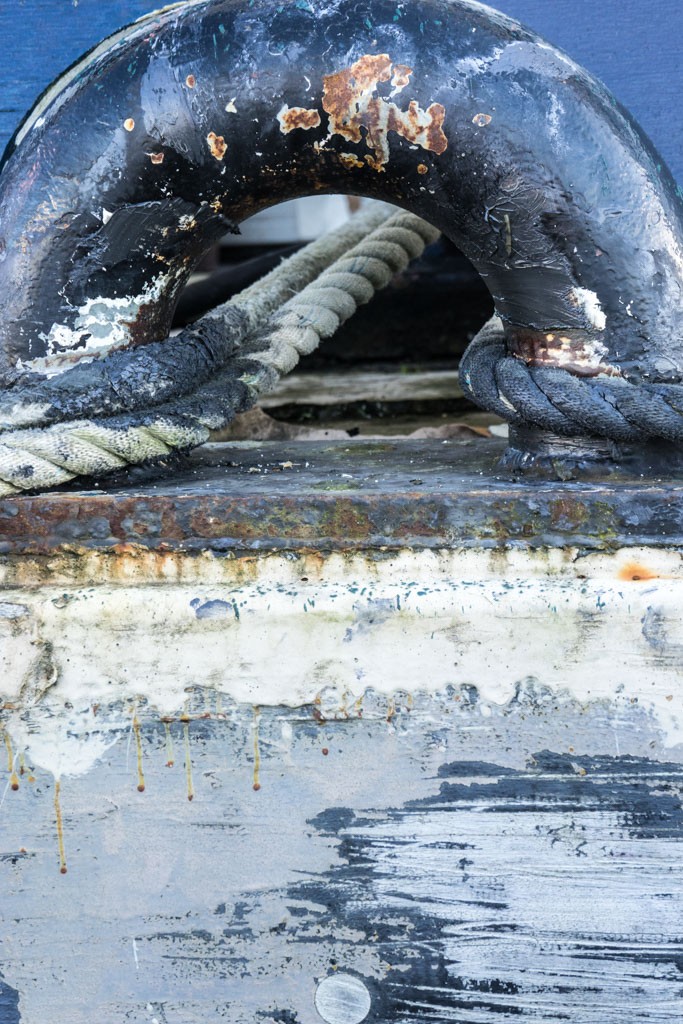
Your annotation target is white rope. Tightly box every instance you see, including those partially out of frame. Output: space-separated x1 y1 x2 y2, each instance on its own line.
0 210 439 496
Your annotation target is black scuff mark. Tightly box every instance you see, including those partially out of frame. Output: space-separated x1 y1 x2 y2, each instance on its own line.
0 971 20 1024
277 753 683 1022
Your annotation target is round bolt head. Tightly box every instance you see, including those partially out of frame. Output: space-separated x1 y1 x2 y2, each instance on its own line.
314 973 372 1024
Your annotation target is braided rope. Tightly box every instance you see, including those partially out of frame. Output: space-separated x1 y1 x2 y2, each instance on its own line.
0 204 393 433
460 317 683 444
0 210 439 496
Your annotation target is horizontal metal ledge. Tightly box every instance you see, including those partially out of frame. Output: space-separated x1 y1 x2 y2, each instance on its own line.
1 438 683 555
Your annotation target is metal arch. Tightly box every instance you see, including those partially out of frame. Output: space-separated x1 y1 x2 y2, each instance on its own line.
0 0 682 445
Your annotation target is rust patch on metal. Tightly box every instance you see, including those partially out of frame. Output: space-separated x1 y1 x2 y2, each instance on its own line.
321 53 447 172
148 151 165 165
279 53 447 173
207 132 227 160
473 113 492 127
277 105 322 133
417 163 428 175
506 327 621 378
390 63 413 91
185 74 196 89
338 152 365 170
123 118 135 132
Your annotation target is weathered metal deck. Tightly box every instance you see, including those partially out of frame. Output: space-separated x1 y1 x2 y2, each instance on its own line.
1 438 682 1023
3 437 683 555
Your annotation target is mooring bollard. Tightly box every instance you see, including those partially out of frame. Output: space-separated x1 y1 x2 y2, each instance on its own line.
0 1 681 1021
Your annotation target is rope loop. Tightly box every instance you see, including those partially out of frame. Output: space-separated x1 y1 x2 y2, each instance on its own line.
460 318 683 445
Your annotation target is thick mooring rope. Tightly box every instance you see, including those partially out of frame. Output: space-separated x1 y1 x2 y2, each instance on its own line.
0 209 439 496
460 317 683 445
0 205 394 431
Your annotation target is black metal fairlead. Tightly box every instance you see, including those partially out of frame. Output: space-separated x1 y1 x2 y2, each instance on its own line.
0 0 682 461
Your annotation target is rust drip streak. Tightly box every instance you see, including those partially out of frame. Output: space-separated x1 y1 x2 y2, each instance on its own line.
133 714 145 792
163 719 175 768
54 779 67 874
252 706 261 791
4 730 19 790
182 717 194 801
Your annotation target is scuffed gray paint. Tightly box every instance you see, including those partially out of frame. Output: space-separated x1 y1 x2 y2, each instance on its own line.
1 692 681 1022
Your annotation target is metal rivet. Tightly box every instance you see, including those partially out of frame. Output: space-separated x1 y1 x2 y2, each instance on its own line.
314 974 372 1024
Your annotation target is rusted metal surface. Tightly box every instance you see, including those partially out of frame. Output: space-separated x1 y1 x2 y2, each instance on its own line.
0 439 683 556
314 53 448 172
0 450 681 1021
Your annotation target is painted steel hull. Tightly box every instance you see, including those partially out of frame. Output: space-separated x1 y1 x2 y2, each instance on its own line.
0 440 682 1021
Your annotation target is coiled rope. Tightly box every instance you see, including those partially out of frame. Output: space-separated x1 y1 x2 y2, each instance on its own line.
460 317 683 445
0 208 439 496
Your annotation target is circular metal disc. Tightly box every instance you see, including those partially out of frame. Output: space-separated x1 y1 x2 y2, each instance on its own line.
314 973 372 1024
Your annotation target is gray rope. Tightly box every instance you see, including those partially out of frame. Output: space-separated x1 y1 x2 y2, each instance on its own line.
0 205 393 432
0 210 439 496
460 317 683 444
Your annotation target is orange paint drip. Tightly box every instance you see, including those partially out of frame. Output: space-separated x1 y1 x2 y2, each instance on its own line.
182 717 194 801
133 715 145 792
252 706 261 791
163 720 175 768
54 779 67 874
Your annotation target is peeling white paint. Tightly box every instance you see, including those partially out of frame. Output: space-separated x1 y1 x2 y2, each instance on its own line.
1 547 682 776
22 271 176 376
5 702 124 780
547 93 564 141
569 287 607 331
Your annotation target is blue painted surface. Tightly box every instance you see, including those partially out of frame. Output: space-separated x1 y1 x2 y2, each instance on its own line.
0 0 681 183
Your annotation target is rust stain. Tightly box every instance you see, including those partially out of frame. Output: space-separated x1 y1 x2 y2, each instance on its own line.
207 131 227 160
280 53 447 172
185 74 196 88
507 326 621 378
390 63 413 91
322 53 447 172
181 715 194 800
54 779 68 874
472 113 492 127
338 151 365 170
417 163 428 174
123 118 135 132
148 151 165 165
277 105 322 133
252 705 261 791
133 713 145 792
618 563 660 582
